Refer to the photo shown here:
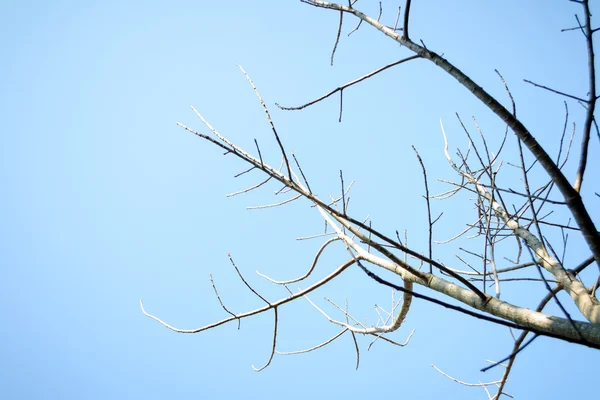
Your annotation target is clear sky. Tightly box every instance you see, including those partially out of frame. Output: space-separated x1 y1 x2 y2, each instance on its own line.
1 1 599 399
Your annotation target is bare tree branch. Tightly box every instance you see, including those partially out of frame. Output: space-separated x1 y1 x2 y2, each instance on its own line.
300 0 600 268
331 11 343 66
145 4 600 396
276 55 420 111
574 0 597 192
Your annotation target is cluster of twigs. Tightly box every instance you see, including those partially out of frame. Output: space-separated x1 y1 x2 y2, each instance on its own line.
142 1 600 399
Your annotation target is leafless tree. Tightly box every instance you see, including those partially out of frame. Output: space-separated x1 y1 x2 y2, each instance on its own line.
141 1 600 398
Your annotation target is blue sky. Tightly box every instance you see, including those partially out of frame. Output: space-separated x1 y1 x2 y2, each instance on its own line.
1 1 599 399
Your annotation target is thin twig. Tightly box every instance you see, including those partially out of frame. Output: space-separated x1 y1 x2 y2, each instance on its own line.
331 11 343 66
252 308 278 371
412 145 433 273
276 329 347 355
229 253 271 305
340 170 347 215
227 176 273 197
347 299 360 370
432 364 502 387
574 0 596 192
393 6 401 31
523 79 588 103
276 56 420 111
257 237 340 284
292 152 312 194
238 64 293 181
141 258 358 334
247 194 302 210
209 274 240 329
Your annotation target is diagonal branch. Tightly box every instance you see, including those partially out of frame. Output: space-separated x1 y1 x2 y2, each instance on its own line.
276 55 420 111
523 79 588 103
238 65 293 181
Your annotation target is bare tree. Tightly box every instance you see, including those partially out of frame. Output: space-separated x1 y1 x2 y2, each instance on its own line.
141 1 600 398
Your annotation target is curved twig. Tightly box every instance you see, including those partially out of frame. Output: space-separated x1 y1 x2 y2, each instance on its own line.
140 258 358 333
238 65 292 181
257 237 341 284
300 0 600 270
252 307 278 371
276 328 348 355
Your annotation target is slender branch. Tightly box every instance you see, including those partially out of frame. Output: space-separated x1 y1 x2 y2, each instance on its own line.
247 194 302 210
252 308 278 371
340 170 347 215
432 364 503 387
413 145 433 273
574 0 597 192
331 11 343 65
435 215 485 244
253 139 264 167
276 328 347 355
238 64 293 181
209 274 240 329
276 56 420 111
347 299 360 370
444 261 535 276
257 237 340 284
478 185 566 205
402 0 412 39
348 18 362 35
229 254 271 305
393 6 401 31
523 79 588 103
292 152 313 194
140 258 358 333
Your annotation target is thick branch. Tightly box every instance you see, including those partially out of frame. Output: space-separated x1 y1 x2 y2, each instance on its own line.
301 0 600 270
